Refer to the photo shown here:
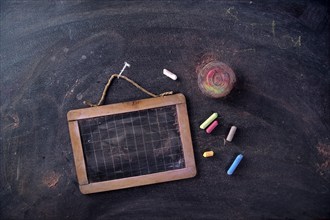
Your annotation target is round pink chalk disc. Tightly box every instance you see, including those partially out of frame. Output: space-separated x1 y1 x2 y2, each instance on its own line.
197 61 236 98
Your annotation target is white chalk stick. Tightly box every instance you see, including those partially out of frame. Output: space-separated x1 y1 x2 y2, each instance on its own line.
226 126 237 142
118 61 131 78
163 69 177 80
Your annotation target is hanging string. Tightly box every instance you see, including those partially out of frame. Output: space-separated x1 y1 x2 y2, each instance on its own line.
83 74 173 107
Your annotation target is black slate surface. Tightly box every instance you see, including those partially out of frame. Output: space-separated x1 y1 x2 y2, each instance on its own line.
1 1 329 219
78 106 185 182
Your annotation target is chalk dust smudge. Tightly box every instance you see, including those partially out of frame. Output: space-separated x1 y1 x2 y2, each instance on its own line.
42 171 61 188
316 143 330 177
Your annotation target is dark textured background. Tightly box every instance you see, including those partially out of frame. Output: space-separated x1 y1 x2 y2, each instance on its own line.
1 1 329 219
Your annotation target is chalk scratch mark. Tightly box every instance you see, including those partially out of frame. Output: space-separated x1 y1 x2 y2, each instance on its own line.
292 36 301 47
63 79 80 100
233 48 256 55
276 35 302 49
226 7 239 21
240 48 256 53
16 156 20 181
2 113 20 131
68 28 73 40
272 19 276 37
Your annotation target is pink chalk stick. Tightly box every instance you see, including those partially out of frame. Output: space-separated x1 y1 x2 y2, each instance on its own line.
206 120 219 133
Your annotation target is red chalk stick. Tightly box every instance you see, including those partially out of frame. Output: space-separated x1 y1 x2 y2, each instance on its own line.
206 120 218 133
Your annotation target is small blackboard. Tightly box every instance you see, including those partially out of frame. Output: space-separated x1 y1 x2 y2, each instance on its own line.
67 94 196 194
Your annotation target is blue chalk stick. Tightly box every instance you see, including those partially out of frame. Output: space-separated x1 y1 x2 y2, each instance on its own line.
227 154 243 175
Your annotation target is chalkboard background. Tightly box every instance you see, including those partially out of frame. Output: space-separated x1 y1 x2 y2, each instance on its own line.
1 0 329 219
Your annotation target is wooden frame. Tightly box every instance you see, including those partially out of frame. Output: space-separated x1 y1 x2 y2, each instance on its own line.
67 93 196 194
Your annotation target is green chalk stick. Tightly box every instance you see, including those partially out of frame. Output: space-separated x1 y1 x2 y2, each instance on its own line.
200 113 218 129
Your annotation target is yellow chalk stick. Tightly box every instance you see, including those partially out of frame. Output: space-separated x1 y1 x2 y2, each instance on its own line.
203 151 214 158
200 113 218 129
